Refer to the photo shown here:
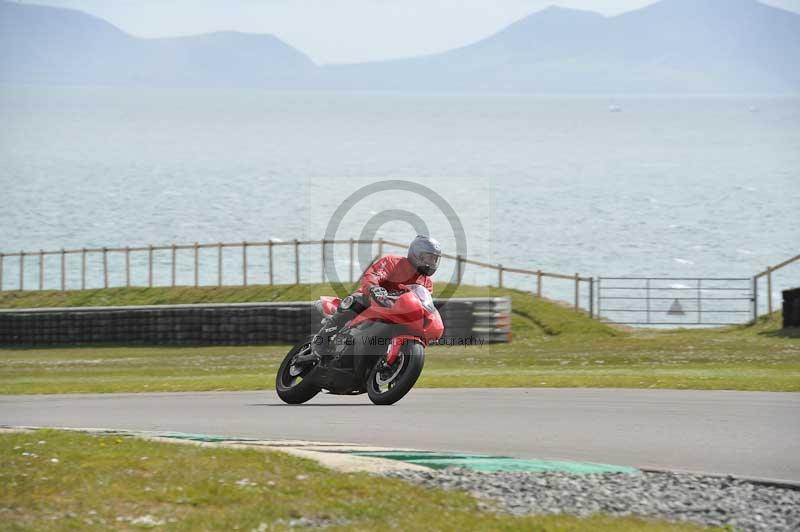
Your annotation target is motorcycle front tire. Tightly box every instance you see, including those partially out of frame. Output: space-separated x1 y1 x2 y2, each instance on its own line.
275 340 321 405
366 340 425 406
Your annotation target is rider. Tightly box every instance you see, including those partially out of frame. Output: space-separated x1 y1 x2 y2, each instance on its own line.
312 235 442 354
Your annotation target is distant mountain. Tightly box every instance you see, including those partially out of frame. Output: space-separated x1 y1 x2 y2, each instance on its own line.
0 1 315 87
1 0 799 92
326 0 800 93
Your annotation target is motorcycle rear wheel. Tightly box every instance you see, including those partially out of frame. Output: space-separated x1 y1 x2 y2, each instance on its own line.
367 341 425 405
276 340 321 404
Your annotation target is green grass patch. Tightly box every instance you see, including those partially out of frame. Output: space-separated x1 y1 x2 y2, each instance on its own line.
0 429 710 531
0 284 798 394
0 284 360 310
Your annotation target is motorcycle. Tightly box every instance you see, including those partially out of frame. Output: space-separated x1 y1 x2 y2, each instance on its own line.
275 284 444 405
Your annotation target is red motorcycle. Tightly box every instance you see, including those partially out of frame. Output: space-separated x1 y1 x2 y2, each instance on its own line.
275 284 444 405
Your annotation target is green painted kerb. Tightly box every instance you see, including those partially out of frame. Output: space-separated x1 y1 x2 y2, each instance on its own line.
145 431 638 474
158 432 256 443
350 451 639 474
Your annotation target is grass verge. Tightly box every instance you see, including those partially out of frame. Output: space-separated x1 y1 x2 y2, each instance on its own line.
0 284 798 394
0 429 709 531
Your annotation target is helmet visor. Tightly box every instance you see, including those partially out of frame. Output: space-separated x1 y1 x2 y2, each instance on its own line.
418 251 441 271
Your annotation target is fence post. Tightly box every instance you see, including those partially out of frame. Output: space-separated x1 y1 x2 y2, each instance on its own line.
574 274 580 310
242 242 248 287
294 239 300 284
0 253 3 292
38 250 44 290
148 245 154 287
589 278 595 318
102 247 108 289
597 278 603 318
766 266 773 315
268 240 274 285
193 243 199 287
697 279 702 325
60 249 66 291
171 244 177 287
125 247 130 287
349 238 354 283
321 239 327 283
81 248 86 290
19 251 25 290
752 276 759 322
217 243 223 287
498 265 503 288
456 255 464 284
536 270 542 297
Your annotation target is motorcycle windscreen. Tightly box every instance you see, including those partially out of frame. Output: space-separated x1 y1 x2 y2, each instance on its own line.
407 284 435 313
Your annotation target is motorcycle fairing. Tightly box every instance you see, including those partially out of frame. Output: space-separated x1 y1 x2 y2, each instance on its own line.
317 296 341 318
348 291 444 342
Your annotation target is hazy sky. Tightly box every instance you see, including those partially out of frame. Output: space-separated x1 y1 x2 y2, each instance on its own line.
22 0 800 63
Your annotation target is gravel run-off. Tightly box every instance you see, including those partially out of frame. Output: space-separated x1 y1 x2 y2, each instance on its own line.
384 469 800 532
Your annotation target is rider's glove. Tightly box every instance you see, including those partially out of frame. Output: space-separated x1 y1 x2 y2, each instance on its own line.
368 285 389 306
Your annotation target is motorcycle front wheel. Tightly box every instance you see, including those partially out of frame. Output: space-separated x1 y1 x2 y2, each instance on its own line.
366 340 425 405
275 340 320 404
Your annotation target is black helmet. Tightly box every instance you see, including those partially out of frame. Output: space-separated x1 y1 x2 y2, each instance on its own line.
408 235 442 276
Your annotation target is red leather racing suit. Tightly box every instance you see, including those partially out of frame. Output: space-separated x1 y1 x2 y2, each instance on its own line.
359 255 433 295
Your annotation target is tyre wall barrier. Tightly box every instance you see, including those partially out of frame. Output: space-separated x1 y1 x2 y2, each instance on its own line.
783 288 800 328
0 298 511 347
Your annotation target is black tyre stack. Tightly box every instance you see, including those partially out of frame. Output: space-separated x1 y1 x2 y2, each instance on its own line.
435 297 511 344
0 297 512 346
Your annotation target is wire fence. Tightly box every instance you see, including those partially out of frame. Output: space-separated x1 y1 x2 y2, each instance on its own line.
0 238 596 315
597 277 754 326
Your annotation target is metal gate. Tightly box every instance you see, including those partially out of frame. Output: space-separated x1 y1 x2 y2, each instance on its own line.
597 277 754 326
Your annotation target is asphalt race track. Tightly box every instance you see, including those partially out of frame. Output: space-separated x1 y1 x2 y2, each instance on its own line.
2 388 798 483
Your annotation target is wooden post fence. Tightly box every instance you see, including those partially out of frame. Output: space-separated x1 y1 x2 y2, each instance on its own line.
171 244 177 287
0 237 602 318
60 249 66 291
321 240 327 283
148 245 154 287
574 273 580 310
242 242 248 287
81 249 86 290
753 254 800 320
294 239 300 284
38 250 44 290
2 237 692 320
217 243 223 287
193 243 199 287
268 240 274 285
102 247 109 289
125 247 131 287
19 251 25 290
766 266 773 315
